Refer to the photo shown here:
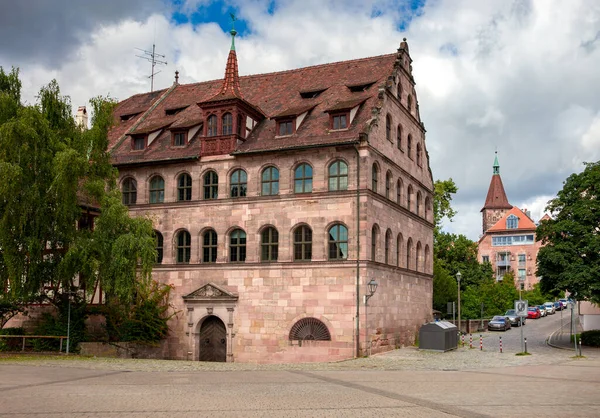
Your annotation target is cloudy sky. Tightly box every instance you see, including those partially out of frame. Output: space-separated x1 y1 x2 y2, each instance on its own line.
1 0 599 241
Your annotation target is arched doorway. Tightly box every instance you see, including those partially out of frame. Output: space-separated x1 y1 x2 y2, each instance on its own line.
199 315 227 362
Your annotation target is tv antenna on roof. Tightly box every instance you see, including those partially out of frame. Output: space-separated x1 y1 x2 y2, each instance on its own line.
135 43 167 92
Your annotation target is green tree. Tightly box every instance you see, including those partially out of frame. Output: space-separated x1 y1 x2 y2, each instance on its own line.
536 161 600 303
433 178 458 237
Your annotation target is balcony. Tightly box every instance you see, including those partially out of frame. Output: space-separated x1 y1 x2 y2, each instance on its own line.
496 259 511 267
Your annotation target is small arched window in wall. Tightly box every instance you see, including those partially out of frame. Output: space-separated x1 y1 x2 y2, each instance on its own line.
328 223 348 260
425 196 431 221
386 114 392 142
385 172 391 199
122 178 137 205
154 230 163 264
230 169 247 198
294 225 312 261
407 134 413 160
202 229 218 263
176 230 191 264
396 233 403 267
506 214 519 229
407 185 413 211
416 241 422 272
425 245 430 274
371 163 378 192
261 227 279 262
406 238 413 270
294 164 313 193
416 191 422 216
385 229 392 264
407 95 412 113
261 166 279 196
177 173 192 201
149 175 165 204
203 171 219 200
328 160 348 191
417 143 422 167
222 113 233 135
289 318 331 341
371 224 379 262
207 114 217 137
229 229 247 262
397 82 402 102
397 124 402 150
396 179 403 205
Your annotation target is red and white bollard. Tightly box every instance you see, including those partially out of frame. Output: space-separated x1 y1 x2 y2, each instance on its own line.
480 335 483 351
469 334 473 349
461 333 465 346
499 336 503 353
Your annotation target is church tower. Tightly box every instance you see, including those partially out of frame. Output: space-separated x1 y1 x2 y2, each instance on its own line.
481 152 512 233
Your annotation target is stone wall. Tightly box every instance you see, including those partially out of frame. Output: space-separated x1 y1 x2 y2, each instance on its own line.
79 341 169 359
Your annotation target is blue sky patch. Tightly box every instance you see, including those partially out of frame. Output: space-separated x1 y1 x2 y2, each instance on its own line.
171 0 249 36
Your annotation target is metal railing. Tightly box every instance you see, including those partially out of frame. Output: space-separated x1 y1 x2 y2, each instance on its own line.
0 335 69 352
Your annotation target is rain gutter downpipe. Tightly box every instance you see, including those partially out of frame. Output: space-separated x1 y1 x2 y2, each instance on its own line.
354 141 362 358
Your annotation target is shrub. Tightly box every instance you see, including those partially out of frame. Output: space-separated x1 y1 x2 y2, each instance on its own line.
32 295 87 352
0 327 25 351
581 330 600 347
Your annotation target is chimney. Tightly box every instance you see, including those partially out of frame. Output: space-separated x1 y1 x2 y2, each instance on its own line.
76 106 88 130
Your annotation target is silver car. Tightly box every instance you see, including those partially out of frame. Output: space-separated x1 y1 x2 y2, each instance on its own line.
543 302 556 314
504 309 526 326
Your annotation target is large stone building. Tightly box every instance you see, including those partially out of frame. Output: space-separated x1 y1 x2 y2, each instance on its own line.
477 154 546 289
108 30 434 363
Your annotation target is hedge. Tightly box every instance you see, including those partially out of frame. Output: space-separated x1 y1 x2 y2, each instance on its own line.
581 330 600 347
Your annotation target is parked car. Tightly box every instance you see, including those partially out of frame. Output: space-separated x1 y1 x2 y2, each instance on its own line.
554 301 563 311
527 307 541 319
544 302 556 314
488 316 511 331
538 305 547 317
559 299 569 309
504 309 526 326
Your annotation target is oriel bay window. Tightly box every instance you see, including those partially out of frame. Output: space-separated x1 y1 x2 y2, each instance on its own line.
222 113 233 135
207 114 217 137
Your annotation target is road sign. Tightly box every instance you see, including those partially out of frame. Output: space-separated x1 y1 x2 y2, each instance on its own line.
515 300 528 317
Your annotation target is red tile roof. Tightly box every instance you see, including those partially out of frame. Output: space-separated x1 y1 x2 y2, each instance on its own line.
109 50 404 165
486 206 537 232
481 174 512 211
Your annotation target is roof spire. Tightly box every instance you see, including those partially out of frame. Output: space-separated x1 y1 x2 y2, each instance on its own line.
229 13 237 51
493 151 500 175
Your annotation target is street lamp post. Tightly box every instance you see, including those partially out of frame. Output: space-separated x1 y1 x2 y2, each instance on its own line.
456 272 462 334
66 290 73 354
364 279 379 357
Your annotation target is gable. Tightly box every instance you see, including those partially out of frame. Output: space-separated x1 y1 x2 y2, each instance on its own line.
183 282 239 301
487 207 537 232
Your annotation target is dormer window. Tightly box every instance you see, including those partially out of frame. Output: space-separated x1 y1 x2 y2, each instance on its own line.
331 113 348 130
173 131 186 147
506 215 519 229
132 135 146 150
222 113 233 135
300 88 327 99
347 81 375 92
278 120 294 136
207 114 217 137
121 112 141 122
165 105 188 116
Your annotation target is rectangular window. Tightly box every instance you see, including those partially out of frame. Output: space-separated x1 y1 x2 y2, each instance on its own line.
132 136 145 150
518 254 526 266
492 235 535 246
332 114 348 130
278 120 293 136
518 269 526 281
173 132 186 146
482 255 489 263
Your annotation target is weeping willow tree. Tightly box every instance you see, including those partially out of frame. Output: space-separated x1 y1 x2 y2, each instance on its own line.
0 67 156 328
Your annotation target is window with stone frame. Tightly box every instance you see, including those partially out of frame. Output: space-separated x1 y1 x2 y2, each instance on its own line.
406 238 413 270
396 233 403 267
277 120 293 136
237 114 244 137
230 169 247 198
407 94 412 113
416 241 422 272
122 178 137 205
222 113 233 135
416 143 422 167
328 160 348 191
328 223 348 260
294 163 313 193
203 171 219 200
207 114 218 137
416 191 422 216
203 229 218 263
229 229 246 262
176 230 191 264
407 185 413 211
396 179 403 205
407 134 413 160
385 229 392 264
173 131 186 146
397 82 402 102
385 171 391 199
371 225 379 261
149 175 165 204
386 114 392 142
154 230 163 264
261 227 279 262
293 225 312 261
331 112 348 130
371 163 378 192
397 124 403 150
261 166 279 196
482 255 490 263
177 173 192 201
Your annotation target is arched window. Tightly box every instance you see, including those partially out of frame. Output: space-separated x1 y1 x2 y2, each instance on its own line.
416 241 422 272
407 134 413 160
230 169 247 198
202 229 218 263
261 166 279 196
386 114 392 142
416 191 422 216
406 238 413 270
397 82 402 101
397 124 402 150
396 233 403 267
396 179 403 205
122 178 137 205
261 227 279 262
506 214 519 229
371 224 379 261
385 229 392 264
289 318 331 341
177 173 192 201
294 164 313 193
425 245 430 274
425 196 431 221
154 230 163 264
176 230 191 264
222 112 233 135
294 225 312 261
372 163 378 192
203 171 218 200
207 114 218 137
407 185 413 211
407 95 412 113
385 171 391 199
149 175 165 204
328 224 348 260
328 160 348 191
229 229 246 262
416 143 422 167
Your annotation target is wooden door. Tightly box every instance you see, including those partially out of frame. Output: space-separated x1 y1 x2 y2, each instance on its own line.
199 316 227 362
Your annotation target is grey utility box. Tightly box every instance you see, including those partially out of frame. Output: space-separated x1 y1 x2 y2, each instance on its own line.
419 321 458 352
